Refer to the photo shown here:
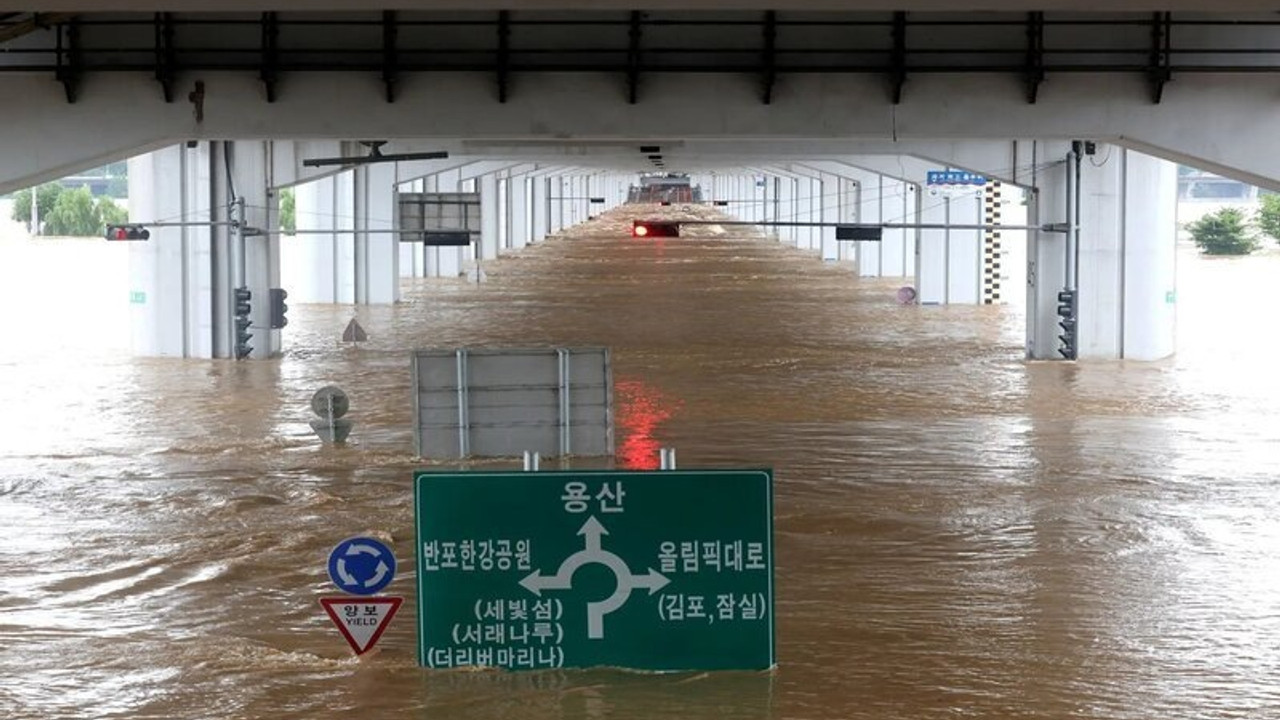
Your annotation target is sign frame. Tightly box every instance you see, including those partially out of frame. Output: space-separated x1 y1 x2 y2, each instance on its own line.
413 469 775 672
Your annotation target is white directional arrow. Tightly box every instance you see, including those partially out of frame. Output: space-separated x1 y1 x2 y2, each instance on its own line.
347 543 381 558
516 515 674 639
335 558 358 586
519 569 573 597
364 561 390 588
577 516 608 552
631 568 671 595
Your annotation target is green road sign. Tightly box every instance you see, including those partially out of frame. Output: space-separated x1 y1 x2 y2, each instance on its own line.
414 469 774 671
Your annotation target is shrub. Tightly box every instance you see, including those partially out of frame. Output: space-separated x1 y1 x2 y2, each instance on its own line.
279 187 296 235
1187 207 1257 255
1258 193 1280 243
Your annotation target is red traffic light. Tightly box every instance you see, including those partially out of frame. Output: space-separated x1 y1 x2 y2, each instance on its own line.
632 220 680 238
105 224 150 241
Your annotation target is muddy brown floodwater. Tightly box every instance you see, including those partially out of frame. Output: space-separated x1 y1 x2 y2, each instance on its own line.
1 206 1279 719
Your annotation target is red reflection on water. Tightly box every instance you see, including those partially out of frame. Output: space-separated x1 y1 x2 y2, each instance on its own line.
615 378 681 470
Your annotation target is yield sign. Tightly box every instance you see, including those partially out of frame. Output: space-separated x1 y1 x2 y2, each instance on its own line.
320 596 403 656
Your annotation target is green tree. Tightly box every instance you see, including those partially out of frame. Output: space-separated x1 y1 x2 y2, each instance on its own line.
278 187 296 235
43 185 99 236
1187 207 1258 256
1257 193 1280 243
10 183 64 231
39 185 129 236
97 196 128 227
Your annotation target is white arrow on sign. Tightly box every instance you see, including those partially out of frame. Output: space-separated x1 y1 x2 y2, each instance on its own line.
518 516 670 639
364 561 390 589
347 543 382 558
336 559 358 586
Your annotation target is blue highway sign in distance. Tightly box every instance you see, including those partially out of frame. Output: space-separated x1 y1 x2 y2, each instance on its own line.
327 536 397 595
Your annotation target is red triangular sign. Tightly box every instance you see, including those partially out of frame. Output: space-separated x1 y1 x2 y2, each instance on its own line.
320 596 403 656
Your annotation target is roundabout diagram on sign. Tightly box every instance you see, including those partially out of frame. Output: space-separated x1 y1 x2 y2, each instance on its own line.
518 516 670 639
327 536 397 596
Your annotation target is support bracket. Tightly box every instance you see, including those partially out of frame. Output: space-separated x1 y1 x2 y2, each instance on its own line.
626 11 642 104
154 12 178 102
1148 11 1173 104
55 18 81 104
497 10 510 103
383 10 398 103
260 11 279 103
889 11 907 105
1024 11 1045 104
761 11 777 104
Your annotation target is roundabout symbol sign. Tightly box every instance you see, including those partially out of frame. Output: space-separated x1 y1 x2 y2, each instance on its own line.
519 516 670 639
327 536 397 596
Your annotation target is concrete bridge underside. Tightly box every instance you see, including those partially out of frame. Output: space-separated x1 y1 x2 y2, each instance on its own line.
2 9 1251 365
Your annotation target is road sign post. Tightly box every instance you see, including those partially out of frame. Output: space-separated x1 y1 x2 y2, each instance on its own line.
414 469 774 671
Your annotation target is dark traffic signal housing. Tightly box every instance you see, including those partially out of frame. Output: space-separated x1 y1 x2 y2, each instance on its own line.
234 287 253 360
269 288 289 329
1056 289 1078 360
632 220 680 238
105 224 150 241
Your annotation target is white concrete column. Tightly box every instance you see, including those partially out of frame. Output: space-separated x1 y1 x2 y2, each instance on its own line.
510 173 531 249
818 172 839 261
777 176 795 245
532 175 550 242
227 141 281 357
354 162 399 304
479 173 500 261
127 143 214 358
836 176 858 264
285 174 341 302
917 189 948 305
1029 143 1176 360
1120 151 1177 360
855 172 885 275
945 190 984 304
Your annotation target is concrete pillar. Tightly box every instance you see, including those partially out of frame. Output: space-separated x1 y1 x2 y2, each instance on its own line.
1120 152 1177 360
285 173 355 303
354 162 399 304
836 176 858 263
127 143 215 358
532 176 550 242
778 176 795 246
948 191 984 304
479 173 500 261
818 172 839 261
510 173 530 249
1030 144 1176 360
917 189 948 305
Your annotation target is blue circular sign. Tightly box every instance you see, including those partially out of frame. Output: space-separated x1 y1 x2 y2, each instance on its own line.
327 536 397 595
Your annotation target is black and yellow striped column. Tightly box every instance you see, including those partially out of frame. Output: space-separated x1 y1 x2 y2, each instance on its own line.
983 181 1002 304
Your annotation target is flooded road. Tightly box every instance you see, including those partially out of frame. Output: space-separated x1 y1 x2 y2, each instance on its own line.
2 206 1279 719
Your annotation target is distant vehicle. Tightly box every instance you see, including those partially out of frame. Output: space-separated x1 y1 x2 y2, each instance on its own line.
628 174 703 204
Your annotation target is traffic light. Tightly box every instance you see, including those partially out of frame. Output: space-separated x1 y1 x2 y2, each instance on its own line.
234 287 253 360
632 220 680 238
269 288 288 329
105 224 150 241
1056 289 1077 360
